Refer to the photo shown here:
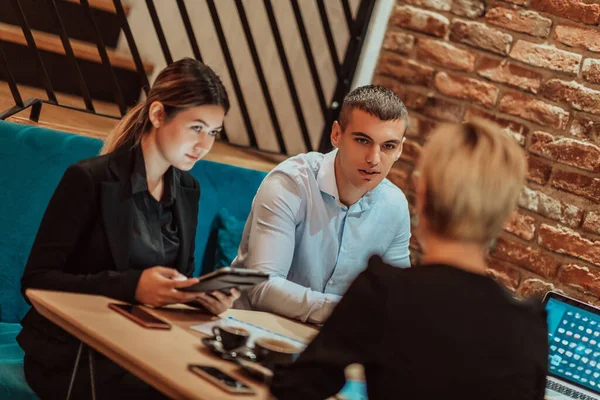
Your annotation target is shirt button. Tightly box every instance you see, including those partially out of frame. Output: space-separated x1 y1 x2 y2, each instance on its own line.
329 280 335 285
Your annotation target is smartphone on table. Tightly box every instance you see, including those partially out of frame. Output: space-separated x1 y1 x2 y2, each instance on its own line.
108 303 171 330
188 365 255 395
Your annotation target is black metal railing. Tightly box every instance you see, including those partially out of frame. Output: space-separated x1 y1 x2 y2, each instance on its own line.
0 0 375 156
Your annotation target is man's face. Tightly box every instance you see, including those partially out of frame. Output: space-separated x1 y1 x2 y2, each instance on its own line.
331 108 406 193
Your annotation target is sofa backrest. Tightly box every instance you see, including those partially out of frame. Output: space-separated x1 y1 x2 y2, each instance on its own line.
0 120 267 323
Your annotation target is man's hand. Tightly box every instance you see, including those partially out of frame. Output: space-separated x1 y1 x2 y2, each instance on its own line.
194 289 241 315
135 266 200 307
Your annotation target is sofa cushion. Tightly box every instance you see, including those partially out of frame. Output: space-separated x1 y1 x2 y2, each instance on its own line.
0 323 37 399
0 121 102 323
214 208 247 269
190 161 266 275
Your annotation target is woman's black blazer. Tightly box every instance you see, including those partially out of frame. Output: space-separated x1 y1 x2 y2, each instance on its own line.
17 144 200 368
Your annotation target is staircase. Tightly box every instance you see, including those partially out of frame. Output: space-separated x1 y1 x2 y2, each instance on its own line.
0 0 282 171
0 0 151 106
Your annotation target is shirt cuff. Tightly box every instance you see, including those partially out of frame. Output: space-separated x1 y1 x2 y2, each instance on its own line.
308 293 342 325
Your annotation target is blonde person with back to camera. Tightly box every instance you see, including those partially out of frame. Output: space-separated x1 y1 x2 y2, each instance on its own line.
270 120 549 400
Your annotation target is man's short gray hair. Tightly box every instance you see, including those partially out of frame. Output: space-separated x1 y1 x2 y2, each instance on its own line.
338 85 408 131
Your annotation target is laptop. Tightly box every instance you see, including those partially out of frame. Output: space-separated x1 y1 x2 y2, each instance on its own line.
544 291 600 400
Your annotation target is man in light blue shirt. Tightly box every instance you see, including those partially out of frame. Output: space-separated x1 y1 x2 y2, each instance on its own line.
231 85 411 324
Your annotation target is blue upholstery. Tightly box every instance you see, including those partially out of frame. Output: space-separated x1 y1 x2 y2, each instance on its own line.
0 323 35 400
214 209 247 269
0 120 267 398
191 160 266 275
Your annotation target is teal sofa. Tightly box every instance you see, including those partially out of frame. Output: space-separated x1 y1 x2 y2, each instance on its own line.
0 120 268 399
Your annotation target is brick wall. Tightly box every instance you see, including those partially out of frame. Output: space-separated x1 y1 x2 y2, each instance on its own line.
377 0 600 304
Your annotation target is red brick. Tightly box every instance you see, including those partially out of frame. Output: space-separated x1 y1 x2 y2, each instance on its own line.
401 139 422 163
410 232 422 252
388 166 410 190
582 59 600 85
492 236 560 278
376 52 434 86
407 193 417 214
486 7 552 37
410 250 422 267
558 264 600 298
527 156 553 185
406 115 421 138
539 224 600 267
450 19 513 56
509 40 582 75
531 0 600 25
583 294 600 309
451 0 486 18
487 259 521 291
504 211 537 241
499 91 570 130
401 90 464 123
434 72 499 108
417 38 477 72
406 113 421 137
583 212 600 235
518 278 557 298
406 115 439 140
552 170 600 203
381 30 415 55
543 79 600 116
397 87 428 111
389 5 450 38
423 97 464 123
570 114 600 143
555 25 600 53
403 0 452 11
530 131 600 172
477 56 542 94
464 107 529 145
518 186 584 227
372 75 404 98
400 88 463 122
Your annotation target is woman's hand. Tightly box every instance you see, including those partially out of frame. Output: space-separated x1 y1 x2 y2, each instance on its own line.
194 289 241 315
135 266 200 307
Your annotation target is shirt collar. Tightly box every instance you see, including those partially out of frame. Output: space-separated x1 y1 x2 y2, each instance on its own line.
131 146 176 206
317 149 339 201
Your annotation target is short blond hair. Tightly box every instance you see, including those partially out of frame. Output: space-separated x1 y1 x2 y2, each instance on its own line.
418 119 527 244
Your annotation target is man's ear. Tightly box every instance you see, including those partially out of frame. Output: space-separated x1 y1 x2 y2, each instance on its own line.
331 121 342 149
396 137 406 160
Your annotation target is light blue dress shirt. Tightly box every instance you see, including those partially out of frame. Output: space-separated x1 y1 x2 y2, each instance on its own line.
231 149 411 324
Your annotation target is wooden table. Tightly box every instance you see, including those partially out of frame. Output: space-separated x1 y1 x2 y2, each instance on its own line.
26 289 319 400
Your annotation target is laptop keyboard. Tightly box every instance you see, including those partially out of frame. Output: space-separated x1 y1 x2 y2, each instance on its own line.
549 310 600 391
547 379 597 400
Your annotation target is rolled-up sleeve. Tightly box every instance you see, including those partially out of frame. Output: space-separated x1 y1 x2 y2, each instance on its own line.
242 172 340 324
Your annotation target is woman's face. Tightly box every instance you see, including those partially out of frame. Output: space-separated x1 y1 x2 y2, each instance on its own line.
153 104 225 171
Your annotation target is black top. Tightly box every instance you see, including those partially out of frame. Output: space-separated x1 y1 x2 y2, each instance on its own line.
18 145 200 370
130 147 180 270
271 256 549 400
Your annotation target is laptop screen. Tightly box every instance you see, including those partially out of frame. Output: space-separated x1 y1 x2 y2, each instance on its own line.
546 295 600 394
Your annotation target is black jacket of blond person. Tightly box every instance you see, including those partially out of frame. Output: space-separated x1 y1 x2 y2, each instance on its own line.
272 255 548 400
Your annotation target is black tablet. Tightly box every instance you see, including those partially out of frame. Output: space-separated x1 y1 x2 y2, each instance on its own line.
179 268 269 293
